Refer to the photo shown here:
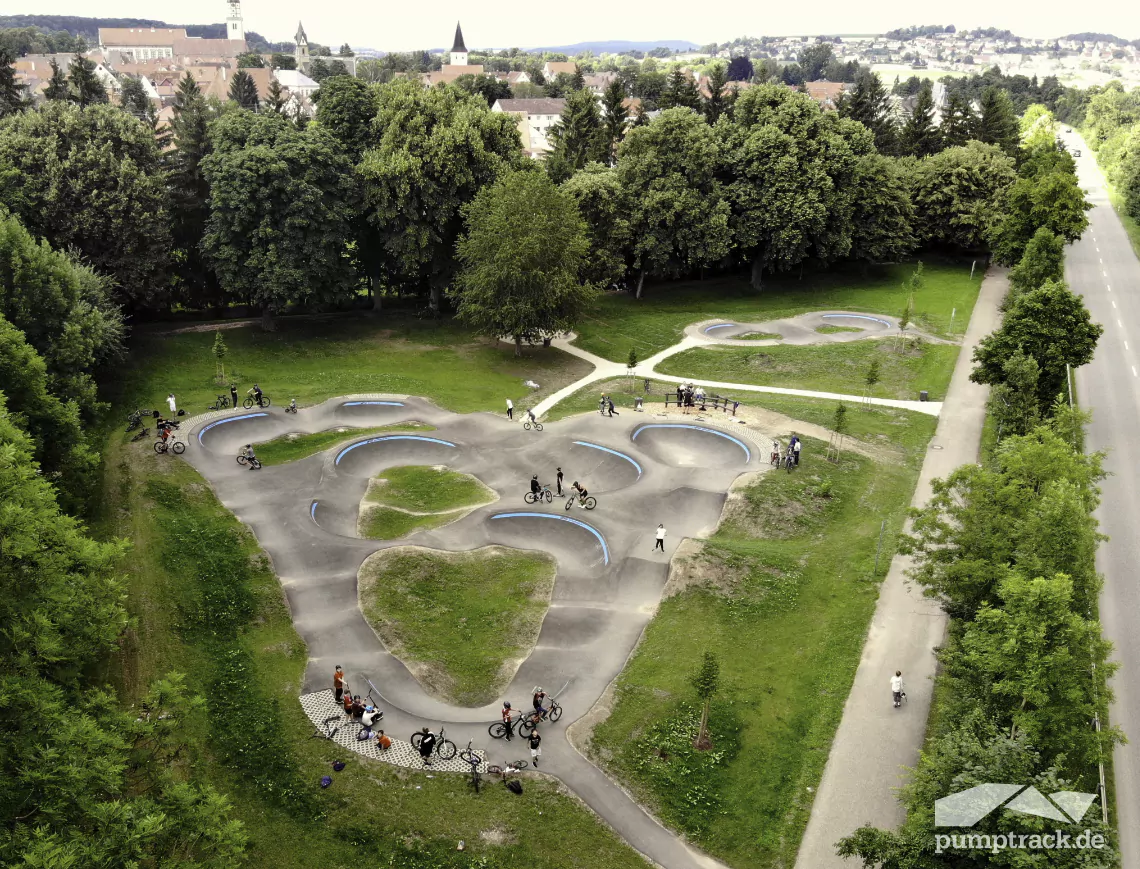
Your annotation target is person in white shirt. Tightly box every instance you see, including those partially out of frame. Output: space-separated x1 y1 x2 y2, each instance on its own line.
506 398 513 420
793 438 802 465
654 524 666 552
359 705 383 738
167 393 177 415
891 671 904 708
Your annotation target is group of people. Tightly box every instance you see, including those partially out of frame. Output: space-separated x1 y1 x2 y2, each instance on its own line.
333 666 392 750
770 435 802 466
530 470 589 506
504 398 537 426
598 395 619 417
499 686 553 766
675 382 705 413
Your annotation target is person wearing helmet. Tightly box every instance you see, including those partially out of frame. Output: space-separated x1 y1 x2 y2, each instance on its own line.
243 443 257 469
359 704 383 739
532 686 547 718
570 481 588 508
530 474 542 497
247 383 264 407
501 700 515 740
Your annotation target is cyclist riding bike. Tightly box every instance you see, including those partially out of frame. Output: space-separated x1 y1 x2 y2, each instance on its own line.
248 384 264 408
770 440 781 465
526 408 537 425
288 398 297 412
243 444 258 470
570 481 588 507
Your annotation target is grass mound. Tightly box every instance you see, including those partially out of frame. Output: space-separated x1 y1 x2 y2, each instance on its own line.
735 331 782 340
359 546 555 706
358 465 495 540
815 324 863 334
257 423 435 466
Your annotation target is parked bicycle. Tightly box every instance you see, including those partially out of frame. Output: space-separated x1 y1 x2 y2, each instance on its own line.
459 741 483 792
130 427 150 443
523 419 543 431
243 394 272 409
126 408 155 431
207 394 230 411
564 494 597 511
236 453 262 470
524 485 553 505
154 438 186 455
410 726 457 760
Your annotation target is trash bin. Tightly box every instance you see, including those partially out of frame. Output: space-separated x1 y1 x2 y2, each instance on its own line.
919 390 929 402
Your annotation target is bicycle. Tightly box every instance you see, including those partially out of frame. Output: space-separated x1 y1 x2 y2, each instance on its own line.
410 726 457 760
783 452 795 473
459 741 482 792
207 394 230 411
130 427 150 443
524 485 553 505
770 448 782 468
154 438 186 455
285 402 298 414
236 454 262 470
243 394 271 409
517 700 562 736
522 419 543 431
488 714 522 740
310 715 340 740
565 494 597 511
126 408 155 431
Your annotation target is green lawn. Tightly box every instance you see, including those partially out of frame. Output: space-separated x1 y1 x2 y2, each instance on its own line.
359 547 555 706
92 437 648 869
657 339 959 401
735 331 782 340
588 419 931 868
117 316 591 416
257 423 436 466
573 260 981 362
366 465 494 512
816 325 863 334
359 506 453 539
543 377 677 421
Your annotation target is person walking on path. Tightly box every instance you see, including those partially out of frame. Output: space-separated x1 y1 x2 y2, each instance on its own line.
506 398 513 420
229 383 238 409
654 524 666 552
333 665 345 703
529 728 542 767
607 398 618 417
556 467 564 496
167 393 177 416
891 671 904 708
793 436 802 466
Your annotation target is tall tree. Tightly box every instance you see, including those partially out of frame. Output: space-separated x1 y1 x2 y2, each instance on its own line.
702 63 729 124
971 279 1103 408
600 78 629 164
358 80 523 313
988 169 1090 263
900 80 942 157
339 43 355 57
840 68 896 153
453 169 596 355
561 163 630 288
545 88 606 182
848 153 917 265
43 58 69 101
690 651 720 750
0 102 171 308
201 112 357 328
0 47 28 118
798 42 835 81
264 77 287 114
659 68 700 111
726 55 753 82
313 75 377 158
67 51 107 107
168 73 216 307
616 107 730 298
118 74 153 124
237 51 265 68
940 89 977 146
1007 227 1065 297
987 348 1041 439
228 68 259 110
977 85 1020 155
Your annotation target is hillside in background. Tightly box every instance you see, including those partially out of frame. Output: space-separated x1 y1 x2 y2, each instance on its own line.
523 39 699 54
0 14 288 51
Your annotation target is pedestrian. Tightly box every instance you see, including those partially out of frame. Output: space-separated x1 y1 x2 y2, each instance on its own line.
167 393 177 416
732 400 739 417
333 665 345 703
229 383 238 408
506 398 513 420
644 378 651 393
529 728 542 767
654 524 666 552
793 438 801 466
556 467 564 496
418 727 437 765
607 398 618 417
891 671 904 708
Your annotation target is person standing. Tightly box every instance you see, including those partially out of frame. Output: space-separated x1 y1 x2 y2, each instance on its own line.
555 467 564 496
167 393 177 416
654 524 666 553
506 398 513 420
793 438 802 466
529 728 542 767
418 727 437 765
333 665 345 703
229 383 238 409
891 671 904 708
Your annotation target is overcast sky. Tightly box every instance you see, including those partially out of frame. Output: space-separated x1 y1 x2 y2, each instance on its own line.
26 0 1140 51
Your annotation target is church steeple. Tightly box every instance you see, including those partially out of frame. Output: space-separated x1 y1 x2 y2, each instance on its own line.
295 21 309 70
449 22 468 66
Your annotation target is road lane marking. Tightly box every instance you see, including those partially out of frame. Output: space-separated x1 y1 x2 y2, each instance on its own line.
1133 366 1137 378
1113 300 1118 309
1120 319 1124 327
1127 341 1131 351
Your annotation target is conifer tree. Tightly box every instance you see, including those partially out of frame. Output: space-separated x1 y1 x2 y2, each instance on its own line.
545 88 606 182
840 68 896 153
901 80 942 157
0 48 28 117
67 51 107 106
228 69 259 111
600 79 629 164
43 58 69 101
941 90 977 146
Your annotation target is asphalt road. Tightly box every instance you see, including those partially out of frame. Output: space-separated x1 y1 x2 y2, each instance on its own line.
1065 131 1140 868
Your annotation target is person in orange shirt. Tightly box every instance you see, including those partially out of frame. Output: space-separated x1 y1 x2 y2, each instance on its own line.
376 730 392 751
342 691 354 715
333 665 345 703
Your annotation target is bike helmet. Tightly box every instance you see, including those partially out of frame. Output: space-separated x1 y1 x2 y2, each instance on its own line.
245 444 252 449
532 474 538 479
503 701 511 709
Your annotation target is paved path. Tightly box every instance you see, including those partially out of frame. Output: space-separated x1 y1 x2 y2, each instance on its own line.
1066 131 1140 867
793 269 1006 867
532 314 945 419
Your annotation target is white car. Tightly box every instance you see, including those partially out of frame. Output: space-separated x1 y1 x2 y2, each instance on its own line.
1065 127 1073 133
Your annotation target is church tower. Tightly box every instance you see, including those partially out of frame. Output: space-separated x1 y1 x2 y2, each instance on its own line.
450 22 468 66
226 0 245 41
295 21 309 70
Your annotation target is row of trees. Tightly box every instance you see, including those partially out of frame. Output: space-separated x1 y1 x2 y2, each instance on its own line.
839 128 1113 864
1083 82 1140 224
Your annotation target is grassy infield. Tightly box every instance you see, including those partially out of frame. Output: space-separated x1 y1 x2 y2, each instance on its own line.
95 261 977 869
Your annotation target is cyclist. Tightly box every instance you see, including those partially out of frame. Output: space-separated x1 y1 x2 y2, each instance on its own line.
530 474 542 498
770 440 781 465
501 701 515 740
243 444 258 470
532 686 547 718
247 383 264 407
525 408 538 426
159 426 172 446
570 481 588 508
288 398 297 413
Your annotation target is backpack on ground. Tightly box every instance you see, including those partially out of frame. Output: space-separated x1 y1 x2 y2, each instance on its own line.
506 779 523 794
